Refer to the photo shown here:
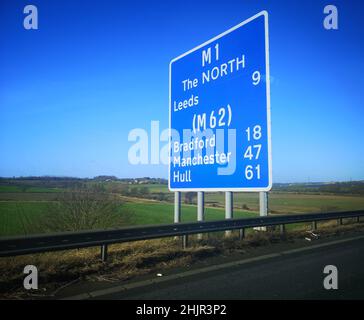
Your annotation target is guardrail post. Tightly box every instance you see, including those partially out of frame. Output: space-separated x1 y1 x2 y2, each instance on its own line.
280 224 286 238
357 216 360 223
225 191 233 237
182 235 188 249
101 244 108 262
239 228 245 240
197 191 204 240
337 218 343 226
312 221 317 231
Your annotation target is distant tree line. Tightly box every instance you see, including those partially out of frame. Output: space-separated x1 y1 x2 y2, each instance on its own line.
273 181 364 195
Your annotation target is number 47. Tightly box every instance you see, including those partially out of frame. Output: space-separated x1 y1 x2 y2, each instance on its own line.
244 144 262 160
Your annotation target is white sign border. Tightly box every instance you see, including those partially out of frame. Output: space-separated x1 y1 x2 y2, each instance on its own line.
168 10 272 192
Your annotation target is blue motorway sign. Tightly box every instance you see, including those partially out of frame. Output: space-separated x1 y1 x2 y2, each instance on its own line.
169 11 272 191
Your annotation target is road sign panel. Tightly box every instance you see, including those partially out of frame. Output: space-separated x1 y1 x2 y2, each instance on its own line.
169 11 272 191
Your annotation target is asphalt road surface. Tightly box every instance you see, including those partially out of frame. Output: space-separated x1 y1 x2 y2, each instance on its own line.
76 235 364 300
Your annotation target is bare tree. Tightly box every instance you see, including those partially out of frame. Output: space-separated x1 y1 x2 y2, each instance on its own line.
42 190 131 232
184 192 195 204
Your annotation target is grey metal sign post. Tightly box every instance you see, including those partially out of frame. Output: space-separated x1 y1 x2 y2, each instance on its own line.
197 191 205 239
225 192 233 236
259 191 268 216
257 191 268 231
197 191 205 221
174 191 181 223
174 191 184 244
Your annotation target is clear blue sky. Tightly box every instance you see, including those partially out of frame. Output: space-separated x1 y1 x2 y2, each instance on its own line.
0 0 363 182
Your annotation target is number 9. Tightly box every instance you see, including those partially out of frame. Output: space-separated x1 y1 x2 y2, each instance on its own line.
252 71 261 85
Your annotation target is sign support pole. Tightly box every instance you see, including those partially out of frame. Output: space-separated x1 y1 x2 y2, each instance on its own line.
259 191 268 217
225 191 233 236
257 191 268 231
174 191 181 223
197 191 204 239
174 191 182 243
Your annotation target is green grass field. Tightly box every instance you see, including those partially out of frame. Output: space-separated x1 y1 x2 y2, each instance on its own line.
139 184 168 193
0 186 60 193
0 201 256 237
0 202 50 236
205 192 364 213
0 182 363 237
116 183 364 213
123 202 256 225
